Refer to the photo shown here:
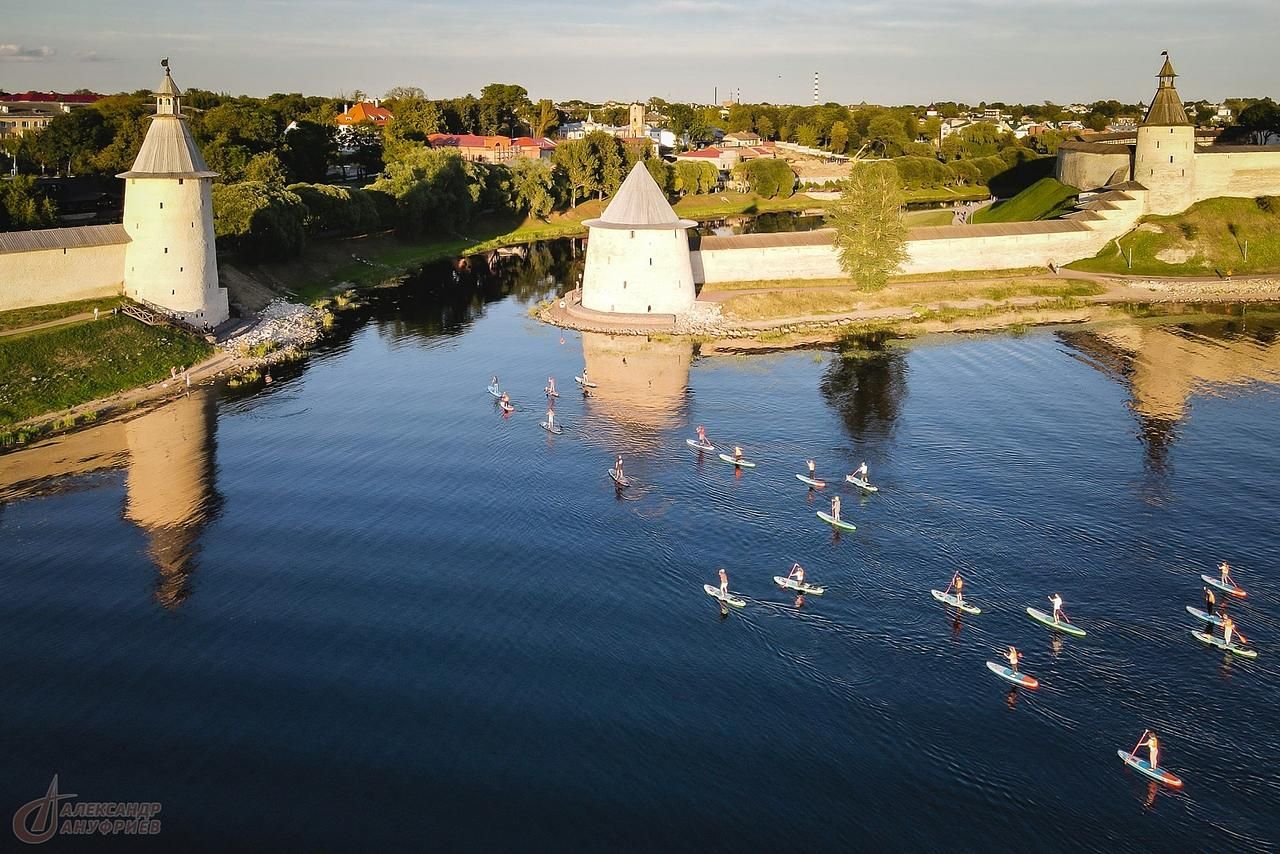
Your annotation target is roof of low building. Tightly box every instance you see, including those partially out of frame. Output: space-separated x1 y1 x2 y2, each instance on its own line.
336 102 393 125
0 223 130 255
0 91 102 104
674 147 724 159
584 161 695 230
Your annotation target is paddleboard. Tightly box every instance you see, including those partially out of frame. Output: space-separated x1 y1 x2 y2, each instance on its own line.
545 389 559 398
986 661 1038 689
487 385 501 398
1026 606 1086 637
846 475 879 493
1191 629 1257 658
704 584 746 608
718 453 757 468
540 421 562 435
1201 573 1247 598
1117 750 1184 788
796 474 826 488
575 375 598 388
686 439 715 452
499 402 515 413
774 576 825 595
608 469 631 488
931 589 981 615
816 511 856 532
1185 606 1224 627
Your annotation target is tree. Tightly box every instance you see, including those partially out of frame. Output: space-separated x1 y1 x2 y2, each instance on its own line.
280 119 337 183
384 97 443 154
478 83 530 136
754 114 775 141
866 112 908 157
1234 99 1280 144
644 157 674 197
922 116 942 147
590 131 626 198
33 108 110 175
384 86 426 102
734 158 795 198
532 99 560 139
211 180 307 260
343 122 384 178
289 183 381 234
244 151 287 185
370 147 477 236
0 175 58 230
552 138 597 207
829 121 849 154
508 158 558 218
794 124 820 148
826 161 907 290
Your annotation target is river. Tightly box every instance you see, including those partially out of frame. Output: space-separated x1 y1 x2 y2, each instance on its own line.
1 248 1278 851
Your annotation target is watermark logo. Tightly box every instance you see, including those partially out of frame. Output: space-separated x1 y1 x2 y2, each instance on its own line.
12 776 161 845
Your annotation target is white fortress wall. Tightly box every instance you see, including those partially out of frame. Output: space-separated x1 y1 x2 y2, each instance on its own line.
695 242 843 283
1193 150 1280 201
0 242 126 312
1056 148 1131 191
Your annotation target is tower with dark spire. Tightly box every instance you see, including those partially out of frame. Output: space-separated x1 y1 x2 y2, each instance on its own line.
1134 52 1196 214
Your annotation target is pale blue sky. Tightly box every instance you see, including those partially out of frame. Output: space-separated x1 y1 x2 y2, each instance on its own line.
1 1 1274 105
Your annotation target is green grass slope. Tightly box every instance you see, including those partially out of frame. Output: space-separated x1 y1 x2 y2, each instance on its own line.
1068 196 1280 276
973 178 1080 224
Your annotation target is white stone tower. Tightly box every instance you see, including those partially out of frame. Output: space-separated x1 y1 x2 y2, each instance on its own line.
1133 53 1196 215
628 103 645 139
119 61 228 328
581 162 696 316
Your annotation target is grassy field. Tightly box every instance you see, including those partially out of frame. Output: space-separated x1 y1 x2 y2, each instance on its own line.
0 296 126 334
1068 196 1280 276
0 315 211 425
720 278 1105 322
701 267 1049 292
904 186 991 204
972 178 1080 224
904 209 955 227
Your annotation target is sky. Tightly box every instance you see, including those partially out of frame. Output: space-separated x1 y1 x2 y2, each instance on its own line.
1 1 1275 106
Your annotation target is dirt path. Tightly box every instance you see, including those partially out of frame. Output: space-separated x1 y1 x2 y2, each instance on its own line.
0 311 95 338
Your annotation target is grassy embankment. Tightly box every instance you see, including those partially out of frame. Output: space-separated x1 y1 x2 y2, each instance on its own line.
0 313 211 431
1068 196 1280 276
904 186 991 204
717 278 1106 323
971 178 1080 224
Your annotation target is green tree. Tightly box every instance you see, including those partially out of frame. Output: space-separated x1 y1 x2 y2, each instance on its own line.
478 83 530 136
532 99 560 139
211 181 307 260
588 131 625 198
280 119 337 184
552 138 597 207
289 183 381 234
244 151 287 185
508 158 558 218
384 97 443 154
794 124 820 148
0 175 58 230
370 147 476 236
734 158 795 198
826 161 907 290
644 157 674 197
343 122 384 178
33 108 110 175
754 114 776 141
866 112 908 157
1234 99 1280 144
829 121 849 154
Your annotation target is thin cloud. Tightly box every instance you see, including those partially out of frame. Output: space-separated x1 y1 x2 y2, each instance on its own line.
75 50 117 63
0 44 56 62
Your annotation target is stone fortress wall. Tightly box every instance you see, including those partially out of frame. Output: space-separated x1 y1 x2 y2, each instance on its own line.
0 233 127 311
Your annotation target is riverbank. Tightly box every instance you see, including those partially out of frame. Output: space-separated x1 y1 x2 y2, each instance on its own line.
541 271 1280 349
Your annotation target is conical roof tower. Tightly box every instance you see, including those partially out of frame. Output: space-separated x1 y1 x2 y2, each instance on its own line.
118 63 218 178
1142 52 1190 127
584 161 695 230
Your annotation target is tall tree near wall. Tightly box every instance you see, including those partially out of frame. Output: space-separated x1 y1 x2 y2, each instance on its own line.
532 99 560 139
826 160 908 291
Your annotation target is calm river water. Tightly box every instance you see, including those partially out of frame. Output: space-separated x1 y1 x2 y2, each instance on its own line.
2 248 1279 851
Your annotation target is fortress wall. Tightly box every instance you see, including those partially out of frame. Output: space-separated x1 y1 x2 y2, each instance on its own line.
695 244 843 284
1193 151 1280 201
899 229 1116 274
1056 149 1131 191
0 243 125 312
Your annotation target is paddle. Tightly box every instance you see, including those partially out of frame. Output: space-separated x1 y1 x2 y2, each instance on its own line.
1127 730 1151 762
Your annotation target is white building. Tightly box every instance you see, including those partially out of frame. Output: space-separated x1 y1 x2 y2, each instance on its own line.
580 162 696 316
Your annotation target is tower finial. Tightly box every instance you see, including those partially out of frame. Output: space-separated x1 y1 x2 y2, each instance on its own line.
162 57 169 70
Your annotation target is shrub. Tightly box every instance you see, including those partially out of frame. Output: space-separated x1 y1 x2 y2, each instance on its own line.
288 183 382 235
212 181 307 260
734 158 796 198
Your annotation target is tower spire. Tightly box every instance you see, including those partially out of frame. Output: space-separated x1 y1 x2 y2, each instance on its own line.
1142 52 1189 127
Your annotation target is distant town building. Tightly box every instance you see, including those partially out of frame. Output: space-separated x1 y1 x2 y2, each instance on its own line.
426 133 556 163
0 91 102 140
721 130 763 148
335 101 393 128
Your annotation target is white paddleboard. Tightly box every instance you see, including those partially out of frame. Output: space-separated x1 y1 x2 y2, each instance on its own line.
575 375 598 388
704 584 746 608
846 475 878 492
686 439 715 452
774 576 824 595
931 589 981 615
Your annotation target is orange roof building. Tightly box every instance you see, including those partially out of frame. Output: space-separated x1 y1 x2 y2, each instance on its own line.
336 102 393 127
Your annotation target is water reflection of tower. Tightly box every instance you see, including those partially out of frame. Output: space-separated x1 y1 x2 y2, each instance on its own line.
123 389 222 609
579 332 693 447
1059 316 1280 473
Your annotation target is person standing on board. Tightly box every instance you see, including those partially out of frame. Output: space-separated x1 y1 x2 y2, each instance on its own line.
545 376 557 396
696 425 709 447
1219 561 1236 588
719 568 729 599
806 459 817 481
1007 645 1022 675
545 406 555 431
853 461 869 483
491 375 499 390
614 455 624 481
733 445 744 463
1222 615 1246 649
1204 586 1217 616
1049 593 1065 624
831 495 842 523
788 563 806 585
1144 731 1160 770
950 572 965 607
